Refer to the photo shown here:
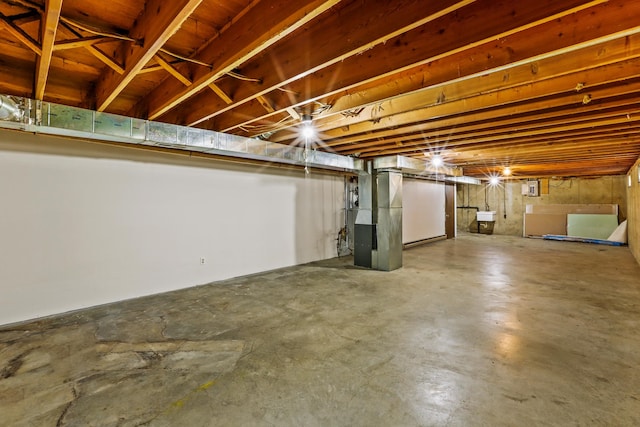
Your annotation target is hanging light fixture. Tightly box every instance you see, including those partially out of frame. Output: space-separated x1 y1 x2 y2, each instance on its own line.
301 114 315 139
300 114 314 174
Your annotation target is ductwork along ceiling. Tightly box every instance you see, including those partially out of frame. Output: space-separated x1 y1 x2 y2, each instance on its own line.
1 0 640 178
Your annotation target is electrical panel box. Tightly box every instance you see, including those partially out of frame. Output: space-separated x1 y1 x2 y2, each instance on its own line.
522 180 540 197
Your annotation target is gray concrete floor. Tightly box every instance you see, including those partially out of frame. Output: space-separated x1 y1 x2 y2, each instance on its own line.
2 233 640 426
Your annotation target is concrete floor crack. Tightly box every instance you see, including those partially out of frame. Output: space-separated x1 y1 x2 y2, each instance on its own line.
55 384 78 427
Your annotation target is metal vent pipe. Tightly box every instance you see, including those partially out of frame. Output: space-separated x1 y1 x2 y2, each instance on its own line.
0 95 21 121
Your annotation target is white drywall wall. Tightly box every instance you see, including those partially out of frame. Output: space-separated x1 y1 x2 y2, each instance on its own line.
402 178 446 243
0 129 344 325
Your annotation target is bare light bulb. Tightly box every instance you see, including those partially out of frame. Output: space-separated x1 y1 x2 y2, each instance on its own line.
431 154 444 167
302 124 315 139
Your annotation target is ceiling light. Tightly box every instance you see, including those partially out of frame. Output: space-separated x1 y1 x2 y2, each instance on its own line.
301 114 315 139
302 124 315 139
503 166 512 176
489 176 500 186
431 154 444 167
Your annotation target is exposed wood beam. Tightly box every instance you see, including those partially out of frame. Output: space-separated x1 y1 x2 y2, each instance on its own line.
337 96 640 155
256 95 275 113
166 0 478 126
286 107 301 121
9 11 40 26
94 0 203 112
53 35 109 51
209 83 233 105
262 0 638 142
87 46 125 75
34 0 63 100
58 16 135 44
220 0 634 137
352 114 640 158
320 58 640 146
358 117 640 159
462 161 635 178
58 23 124 74
307 28 640 141
451 136 640 159
145 0 343 120
176 0 607 130
325 84 640 151
338 102 640 155
0 12 41 55
139 64 171 74
155 54 192 86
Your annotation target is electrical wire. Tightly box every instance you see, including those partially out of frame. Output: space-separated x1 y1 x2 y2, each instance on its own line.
63 18 213 69
277 87 299 95
227 71 261 82
59 16 137 43
158 48 212 68
311 102 332 116
10 1 215 70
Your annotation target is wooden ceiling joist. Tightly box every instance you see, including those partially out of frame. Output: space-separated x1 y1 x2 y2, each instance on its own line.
308 30 640 142
204 0 618 135
53 36 110 51
335 101 640 155
318 59 640 148
267 2 640 144
145 0 342 120
0 11 41 55
7 10 40 26
166 0 477 127
94 0 203 111
34 0 63 100
1 0 639 177
209 83 233 105
336 98 640 154
58 23 124 74
155 54 192 86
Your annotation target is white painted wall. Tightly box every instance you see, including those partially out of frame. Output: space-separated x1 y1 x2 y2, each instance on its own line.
402 178 446 244
0 129 344 325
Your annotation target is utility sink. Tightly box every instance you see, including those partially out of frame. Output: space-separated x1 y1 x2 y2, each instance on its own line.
476 211 496 222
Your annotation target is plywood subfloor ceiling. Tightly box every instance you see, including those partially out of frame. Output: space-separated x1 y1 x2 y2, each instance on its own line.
1 0 639 178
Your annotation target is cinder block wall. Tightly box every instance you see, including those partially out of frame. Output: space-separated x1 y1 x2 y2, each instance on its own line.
627 160 640 265
456 176 627 236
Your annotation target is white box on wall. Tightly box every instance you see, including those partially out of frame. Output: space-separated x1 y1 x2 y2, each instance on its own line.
522 180 539 197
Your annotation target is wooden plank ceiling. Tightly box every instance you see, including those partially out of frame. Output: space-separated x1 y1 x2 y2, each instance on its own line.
1 0 639 178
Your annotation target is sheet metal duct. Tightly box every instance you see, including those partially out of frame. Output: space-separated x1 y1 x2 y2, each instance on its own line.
373 155 461 177
354 168 376 268
0 95 22 121
0 94 364 173
375 170 403 271
353 164 403 271
446 176 482 185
